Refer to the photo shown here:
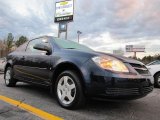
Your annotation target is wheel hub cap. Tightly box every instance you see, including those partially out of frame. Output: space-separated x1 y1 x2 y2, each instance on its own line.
5 70 11 85
158 76 160 83
57 76 76 105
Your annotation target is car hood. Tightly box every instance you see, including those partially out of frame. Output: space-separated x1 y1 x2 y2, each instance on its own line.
64 49 144 65
96 52 144 65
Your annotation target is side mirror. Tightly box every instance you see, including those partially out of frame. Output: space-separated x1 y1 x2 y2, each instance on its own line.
33 43 52 55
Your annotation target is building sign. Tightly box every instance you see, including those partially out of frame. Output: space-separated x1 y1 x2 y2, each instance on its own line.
55 0 74 22
126 45 145 52
59 22 67 32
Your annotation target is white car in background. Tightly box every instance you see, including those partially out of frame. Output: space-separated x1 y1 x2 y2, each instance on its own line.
0 57 6 72
146 60 160 88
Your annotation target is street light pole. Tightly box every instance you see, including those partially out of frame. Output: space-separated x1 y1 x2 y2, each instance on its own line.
77 31 82 43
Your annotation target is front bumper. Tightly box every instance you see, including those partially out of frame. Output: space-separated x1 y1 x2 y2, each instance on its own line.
82 59 153 100
104 78 153 99
86 76 153 100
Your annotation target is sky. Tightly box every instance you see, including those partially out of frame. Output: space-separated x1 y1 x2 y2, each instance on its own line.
0 0 160 58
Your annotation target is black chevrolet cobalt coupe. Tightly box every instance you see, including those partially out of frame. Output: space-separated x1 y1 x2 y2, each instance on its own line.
4 36 153 109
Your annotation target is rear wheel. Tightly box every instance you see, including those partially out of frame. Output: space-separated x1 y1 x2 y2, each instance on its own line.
4 67 17 87
55 70 85 109
154 73 160 88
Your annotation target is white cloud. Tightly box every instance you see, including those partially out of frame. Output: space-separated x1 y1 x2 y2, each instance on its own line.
8 0 30 16
0 0 159 58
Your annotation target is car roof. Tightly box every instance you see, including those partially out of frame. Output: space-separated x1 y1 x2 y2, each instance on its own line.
30 35 53 41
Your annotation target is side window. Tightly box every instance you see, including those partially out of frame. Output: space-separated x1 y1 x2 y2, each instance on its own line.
15 42 28 52
26 38 50 54
154 61 160 65
150 61 160 65
26 39 40 53
41 38 50 48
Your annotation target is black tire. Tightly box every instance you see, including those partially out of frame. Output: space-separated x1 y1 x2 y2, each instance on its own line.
4 67 17 87
55 70 85 109
154 73 160 88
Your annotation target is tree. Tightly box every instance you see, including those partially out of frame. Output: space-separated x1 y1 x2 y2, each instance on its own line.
15 36 28 47
6 33 14 52
129 54 160 64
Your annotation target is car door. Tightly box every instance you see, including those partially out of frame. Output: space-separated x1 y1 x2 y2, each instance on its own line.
12 42 29 80
147 61 160 75
1 58 6 71
23 38 52 85
0 58 4 71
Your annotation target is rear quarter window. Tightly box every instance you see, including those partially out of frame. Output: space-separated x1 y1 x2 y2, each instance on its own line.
15 42 28 52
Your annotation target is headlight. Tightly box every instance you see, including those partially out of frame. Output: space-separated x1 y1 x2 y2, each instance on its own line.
92 56 129 73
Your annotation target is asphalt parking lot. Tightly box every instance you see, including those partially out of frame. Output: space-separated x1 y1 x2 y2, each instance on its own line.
0 73 160 120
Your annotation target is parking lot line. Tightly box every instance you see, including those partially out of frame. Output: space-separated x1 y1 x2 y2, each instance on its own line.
0 95 63 120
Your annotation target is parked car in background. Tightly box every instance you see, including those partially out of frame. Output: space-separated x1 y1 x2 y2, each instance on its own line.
146 60 160 88
0 57 6 72
4 36 153 109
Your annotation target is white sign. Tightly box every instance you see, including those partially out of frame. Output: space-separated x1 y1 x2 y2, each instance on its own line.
126 45 145 52
55 0 74 22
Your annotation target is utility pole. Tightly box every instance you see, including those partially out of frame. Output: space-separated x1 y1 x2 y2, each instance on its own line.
133 52 137 58
77 31 82 43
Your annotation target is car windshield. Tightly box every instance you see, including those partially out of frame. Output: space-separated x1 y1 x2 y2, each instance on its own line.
147 60 160 66
53 38 93 51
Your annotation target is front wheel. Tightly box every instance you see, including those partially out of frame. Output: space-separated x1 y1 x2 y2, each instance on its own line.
154 73 160 88
55 70 85 109
4 67 17 87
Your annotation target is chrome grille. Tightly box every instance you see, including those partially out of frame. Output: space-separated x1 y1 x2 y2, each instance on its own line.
106 88 139 96
130 63 150 75
106 86 153 96
141 86 153 94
